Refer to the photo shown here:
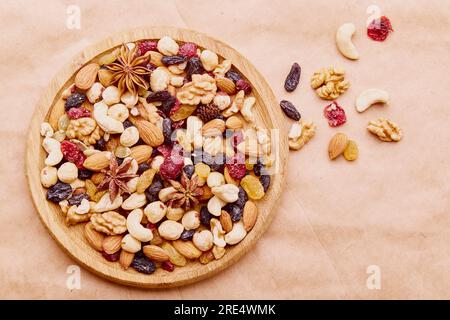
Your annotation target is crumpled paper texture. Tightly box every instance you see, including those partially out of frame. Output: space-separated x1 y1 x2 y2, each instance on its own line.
0 0 449 299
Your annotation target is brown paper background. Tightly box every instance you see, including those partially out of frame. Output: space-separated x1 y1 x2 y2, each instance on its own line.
1 0 449 299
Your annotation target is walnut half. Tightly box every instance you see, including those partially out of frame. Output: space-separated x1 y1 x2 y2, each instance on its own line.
90 211 127 235
311 67 350 100
367 118 403 142
177 74 217 105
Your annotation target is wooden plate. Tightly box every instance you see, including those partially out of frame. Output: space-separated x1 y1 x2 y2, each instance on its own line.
25 27 287 288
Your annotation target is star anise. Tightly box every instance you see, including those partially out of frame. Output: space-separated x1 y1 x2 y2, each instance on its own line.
167 172 204 210
97 155 137 202
105 44 151 95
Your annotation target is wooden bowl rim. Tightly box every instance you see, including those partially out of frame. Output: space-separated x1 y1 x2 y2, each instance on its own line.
25 26 287 288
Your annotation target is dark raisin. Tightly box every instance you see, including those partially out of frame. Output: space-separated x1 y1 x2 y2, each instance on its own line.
186 57 204 80
95 137 107 151
260 175 271 192
146 90 171 102
46 182 72 203
145 175 164 202
191 148 203 164
162 118 172 145
131 254 156 274
65 93 86 111
183 165 195 179
225 70 241 83
253 162 266 177
284 62 301 92
160 95 176 116
228 204 243 222
137 163 150 175
102 250 121 262
161 55 187 66
200 206 213 226
117 158 124 166
280 100 301 121
145 191 159 203
234 187 248 208
161 260 175 272
180 229 195 241
236 79 252 94
68 193 90 206
78 169 93 180
123 120 134 129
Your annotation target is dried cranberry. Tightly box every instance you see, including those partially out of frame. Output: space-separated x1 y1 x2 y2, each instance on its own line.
46 182 72 203
284 63 301 92
161 55 187 66
161 261 175 272
68 193 89 206
323 101 347 127
225 153 246 180
225 70 241 83
102 250 121 262
180 229 195 241
159 155 184 180
138 40 157 55
179 42 198 58
162 118 172 145
236 79 252 94
157 144 172 157
131 254 156 274
280 100 301 121
65 93 86 111
61 141 86 169
230 130 244 149
367 16 393 42
67 107 91 119
186 57 204 80
146 90 171 102
171 119 185 129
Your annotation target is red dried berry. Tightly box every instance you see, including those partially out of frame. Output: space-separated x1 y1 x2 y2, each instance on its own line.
161 261 175 272
323 101 347 127
145 222 157 231
61 140 86 169
172 119 185 129
102 250 121 262
67 107 91 119
226 153 246 180
160 156 184 180
230 130 244 149
157 145 172 157
236 79 252 94
367 16 393 41
138 40 157 55
179 42 198 58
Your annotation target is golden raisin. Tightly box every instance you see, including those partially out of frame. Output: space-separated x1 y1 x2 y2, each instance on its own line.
343 140 358 161
240 175 265 200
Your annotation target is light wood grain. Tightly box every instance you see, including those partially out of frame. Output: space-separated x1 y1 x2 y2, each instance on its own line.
25 27 287 288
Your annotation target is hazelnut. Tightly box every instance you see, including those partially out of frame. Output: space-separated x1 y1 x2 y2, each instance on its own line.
57 162 78 183
102 86 121 105
181 210 201 230
158 220 184 240
144 201 168 224
200 50 219 71
193 230 214 252
157 36 179 56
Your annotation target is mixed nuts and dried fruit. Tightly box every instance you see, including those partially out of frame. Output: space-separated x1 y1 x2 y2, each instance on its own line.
40 37 274 274
284 14 401 159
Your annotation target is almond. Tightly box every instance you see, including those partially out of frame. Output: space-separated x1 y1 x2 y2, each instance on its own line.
130 145 153 164
202 119 225 136
143 245 170 262
220 210 233 233
102 235 123 254
134 119 164 147
75 63 100 90
84 222 104 251
83 151 111 171
119 250 134 270
225 115 243 130
243 200 258 231
172 240 202 259
216 76 236 95
328 132 349 160
161 242 187 266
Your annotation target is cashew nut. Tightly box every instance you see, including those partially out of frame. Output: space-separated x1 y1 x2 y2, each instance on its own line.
42 137 63 166
126 209 153 242
225 221 247 245
211 184 239 203
336 23 359 60
214 93 231 111
40 122 54 137
75 198 90 215
121 234 142 253
93 192 123 212
355 88 389 113
240 97 256 122
200 50 219 71
210 218 226 248
121 192 147 210
126 177 139 193
93 101 124 134
207 195 227 216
